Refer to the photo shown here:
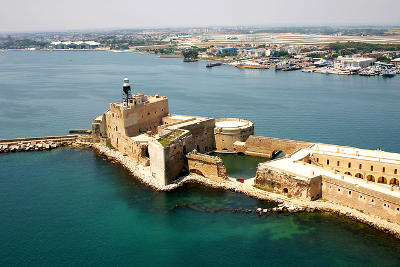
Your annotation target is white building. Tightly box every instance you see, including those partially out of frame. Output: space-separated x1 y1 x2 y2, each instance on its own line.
334 57 376 69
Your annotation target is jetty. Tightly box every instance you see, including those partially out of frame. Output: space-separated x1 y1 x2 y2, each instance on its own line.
0 134 90 153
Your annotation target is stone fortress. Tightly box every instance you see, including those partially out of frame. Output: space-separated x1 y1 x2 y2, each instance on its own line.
91 78 400 226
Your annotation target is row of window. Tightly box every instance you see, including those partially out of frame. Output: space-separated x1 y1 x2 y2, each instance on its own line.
316 157 398 174
334 186 400 211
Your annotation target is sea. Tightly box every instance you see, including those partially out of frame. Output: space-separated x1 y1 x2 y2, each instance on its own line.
1 50 400 266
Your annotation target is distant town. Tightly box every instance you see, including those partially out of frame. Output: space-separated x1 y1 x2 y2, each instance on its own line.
1 26 400 77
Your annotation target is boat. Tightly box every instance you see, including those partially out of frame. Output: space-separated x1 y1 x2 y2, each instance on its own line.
206 62 222 68
282 65 301 71
275 61 290 70
381 69 396 78
236 64 268 69
302 68 314 73
183 58 198 62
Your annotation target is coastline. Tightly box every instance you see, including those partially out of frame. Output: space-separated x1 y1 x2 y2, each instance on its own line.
90 142 400 239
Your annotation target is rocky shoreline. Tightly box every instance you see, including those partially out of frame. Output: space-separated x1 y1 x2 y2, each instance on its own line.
91 143 400 239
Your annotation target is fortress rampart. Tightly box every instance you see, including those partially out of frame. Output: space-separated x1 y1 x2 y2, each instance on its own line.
88 89 400 228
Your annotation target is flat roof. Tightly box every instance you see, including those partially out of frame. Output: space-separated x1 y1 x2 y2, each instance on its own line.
168 115 194 121
312 144 400 164
216 121 247 128
261 148 400 199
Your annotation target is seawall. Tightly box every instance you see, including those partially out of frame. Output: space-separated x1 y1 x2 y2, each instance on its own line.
0 135 79 153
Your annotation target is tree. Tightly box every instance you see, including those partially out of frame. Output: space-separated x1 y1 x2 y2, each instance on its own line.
182 48 199 59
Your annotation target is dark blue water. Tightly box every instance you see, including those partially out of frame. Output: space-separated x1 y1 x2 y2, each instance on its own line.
1 149 400 266
1 51 400 266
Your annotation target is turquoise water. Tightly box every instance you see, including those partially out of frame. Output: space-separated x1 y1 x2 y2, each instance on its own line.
212 153 267 178
1 51 400 266
1 149 400 266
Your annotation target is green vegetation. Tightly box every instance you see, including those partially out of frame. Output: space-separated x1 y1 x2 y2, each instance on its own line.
327 42 400 55
153 46 176 54
217 51 237 57
254 184 275 193
377 56 392 63
272 50 290 58
107 143 115 150
157 129 184 147
0 39 48 49
182 48 199 59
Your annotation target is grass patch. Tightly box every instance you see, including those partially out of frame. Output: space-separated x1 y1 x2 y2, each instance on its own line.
157 129 184 147
107 143 115 150
254 183 275 193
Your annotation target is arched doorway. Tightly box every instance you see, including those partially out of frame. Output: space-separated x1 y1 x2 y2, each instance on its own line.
272 150 285 159
283 188 288 193
389 178 399 186
366 175 375 182
377 176 387 184
355 173 363 179
344 172 352 176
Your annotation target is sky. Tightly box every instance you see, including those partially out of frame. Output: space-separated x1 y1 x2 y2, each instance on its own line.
1 0 399 32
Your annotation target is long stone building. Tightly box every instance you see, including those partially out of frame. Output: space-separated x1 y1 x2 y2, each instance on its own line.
92 86 400 225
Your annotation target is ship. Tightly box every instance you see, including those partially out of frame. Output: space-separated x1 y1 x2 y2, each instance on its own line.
183 58 198 62
206 62 222 68
274 61 290 70
235 61 268 69
236 64 268 69
380 69 396 78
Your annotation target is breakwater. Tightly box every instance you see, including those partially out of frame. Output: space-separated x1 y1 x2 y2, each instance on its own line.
0 135 78 153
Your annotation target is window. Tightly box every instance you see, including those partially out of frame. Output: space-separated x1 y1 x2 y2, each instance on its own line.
383 167 386 173
327 159 330 165
348 191 352 195
338 188 341 192
371 199 374 203
359 164 362 169
371 165 374 171
337 161 340 167
316 158 319 162
348 162 351 168
395 169 398 175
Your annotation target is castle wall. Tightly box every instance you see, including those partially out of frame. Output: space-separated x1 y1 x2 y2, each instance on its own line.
244 136 314 158
187 152 228 182
255 165 322 200
311 153 400 186
148 141 167 185
322 176 400 224
178 118 216 153
214 118 253 153
121 99 169 136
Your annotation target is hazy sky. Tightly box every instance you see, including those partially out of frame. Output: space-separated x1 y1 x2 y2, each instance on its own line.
1 0 399 32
